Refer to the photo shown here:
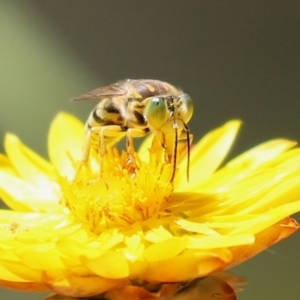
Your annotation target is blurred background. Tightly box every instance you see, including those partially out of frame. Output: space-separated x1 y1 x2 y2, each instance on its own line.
1 1 299 299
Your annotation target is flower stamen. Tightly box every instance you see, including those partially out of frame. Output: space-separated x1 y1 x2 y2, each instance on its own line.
60 140 174 234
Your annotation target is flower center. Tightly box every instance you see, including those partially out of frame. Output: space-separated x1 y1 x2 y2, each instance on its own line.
60 140 174 234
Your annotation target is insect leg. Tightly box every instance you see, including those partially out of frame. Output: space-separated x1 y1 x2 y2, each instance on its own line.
177 128 193 182
126 128 149 151
125 128 149 171
160 126 193 183
73 127 95 180
74 125 127 179
83 125 126 161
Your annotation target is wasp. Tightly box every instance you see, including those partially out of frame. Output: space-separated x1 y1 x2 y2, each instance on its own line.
72 79 194 182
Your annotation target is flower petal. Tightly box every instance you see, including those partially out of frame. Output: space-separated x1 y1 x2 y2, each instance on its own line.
0 153 18 176
0 279 48 292
0 112 299 298
137 134 154 162
0 171 61 212
144 238 188 262
176 120 241 190
230 217 299 266
81 251 130 279
0 259 43 282
200 139 297 192
144 249 232 282
48 113 84 179
4 134 54 184
44 271 127 298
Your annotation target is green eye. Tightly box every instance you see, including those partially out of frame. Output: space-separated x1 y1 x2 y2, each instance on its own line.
145 97 168 130
179 93 194 123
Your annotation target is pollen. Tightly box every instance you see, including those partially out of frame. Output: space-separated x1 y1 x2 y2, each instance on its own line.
60 139 174 234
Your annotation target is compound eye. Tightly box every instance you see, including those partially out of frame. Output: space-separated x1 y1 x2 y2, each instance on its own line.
145 97 169 130
179 93 194 123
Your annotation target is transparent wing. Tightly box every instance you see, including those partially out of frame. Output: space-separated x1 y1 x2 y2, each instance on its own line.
71 80 129 101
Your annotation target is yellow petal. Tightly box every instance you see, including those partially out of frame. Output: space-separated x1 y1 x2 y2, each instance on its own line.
0 113 299 298
0 153 18 176
144 238 188 262
230 218 299 265
238 175 300 215
231 201 300 235
201 139 297 191
176 120 241 190
0 211 75 247
45 271 126 298
0 171 61 212
144 249 232 282
15 244 65 270
186 234 255 249
81 251 130 279
4 134 54 184
48 112 84 179
226 139 297 168
0 279 48 292
0 260 42 282
137 134 154 162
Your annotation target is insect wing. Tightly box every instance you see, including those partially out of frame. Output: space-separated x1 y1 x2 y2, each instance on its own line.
71 81 128 101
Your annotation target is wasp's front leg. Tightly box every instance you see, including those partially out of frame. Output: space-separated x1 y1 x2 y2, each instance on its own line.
159 129 193 182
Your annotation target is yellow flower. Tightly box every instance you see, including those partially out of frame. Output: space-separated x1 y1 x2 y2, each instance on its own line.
0 112 299 299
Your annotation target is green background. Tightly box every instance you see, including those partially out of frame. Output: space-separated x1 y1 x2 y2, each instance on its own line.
1 1 300 299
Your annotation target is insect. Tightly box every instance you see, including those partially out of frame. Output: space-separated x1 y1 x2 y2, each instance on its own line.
72 79 194 182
